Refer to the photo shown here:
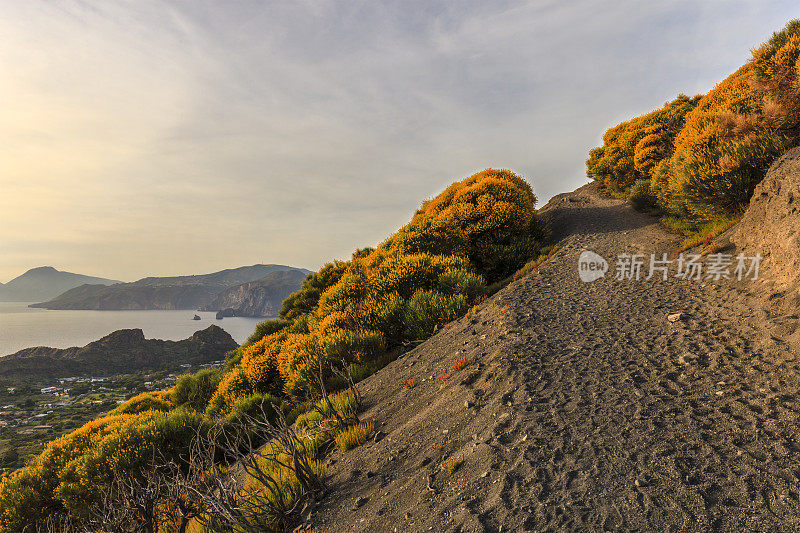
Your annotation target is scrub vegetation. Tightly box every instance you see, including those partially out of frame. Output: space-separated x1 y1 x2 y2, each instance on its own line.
0 169 548 532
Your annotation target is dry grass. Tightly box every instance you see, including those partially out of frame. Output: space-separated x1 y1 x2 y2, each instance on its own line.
677 217 738 252
512 245 560 280
335 420 374 451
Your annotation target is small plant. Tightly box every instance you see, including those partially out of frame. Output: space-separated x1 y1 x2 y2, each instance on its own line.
452 356 468 372
335 420 374 451
438 369 450 384
511 244 560 280
431 441 447 451
402 377 418 390
443 454 465 475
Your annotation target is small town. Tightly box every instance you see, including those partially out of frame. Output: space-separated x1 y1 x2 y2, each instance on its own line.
0 361 223 470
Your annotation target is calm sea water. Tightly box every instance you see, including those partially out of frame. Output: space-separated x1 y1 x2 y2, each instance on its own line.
0 302 263 357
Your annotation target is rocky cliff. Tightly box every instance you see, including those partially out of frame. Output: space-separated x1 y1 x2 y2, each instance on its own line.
201 269 307 317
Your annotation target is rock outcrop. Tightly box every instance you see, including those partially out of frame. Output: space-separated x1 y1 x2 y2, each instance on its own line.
734 147 800 286
0 325 237 379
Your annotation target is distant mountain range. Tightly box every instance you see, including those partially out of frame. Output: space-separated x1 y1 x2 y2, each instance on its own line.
0 325 237 379
29 264 311 314
0 267 120 302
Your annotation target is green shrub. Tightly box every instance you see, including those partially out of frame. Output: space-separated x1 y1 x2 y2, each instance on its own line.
223 348 242 368
221 393 282 429
629 179 659 212
172 368 222 411
320 329 385 363
437 268 484 301
243 318 292 348
404 289 468 340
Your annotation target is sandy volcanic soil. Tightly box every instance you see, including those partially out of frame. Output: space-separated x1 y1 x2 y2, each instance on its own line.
307 183 800 532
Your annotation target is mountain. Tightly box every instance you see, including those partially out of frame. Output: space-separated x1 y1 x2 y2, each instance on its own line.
201 269 308 317
30 264 310 311
0 267 120 302
0 325 237 379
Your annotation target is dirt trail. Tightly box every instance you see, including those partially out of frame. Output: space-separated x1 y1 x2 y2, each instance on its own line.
309 183 800 532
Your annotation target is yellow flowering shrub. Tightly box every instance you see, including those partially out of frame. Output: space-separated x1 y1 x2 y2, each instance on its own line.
387 169 545 280
171 367 222 411
240 331 287 395
0 410 205 531
587 94 701 192
275 333 321 399
592 20 800 220
205 366 253 417
109 390 174 415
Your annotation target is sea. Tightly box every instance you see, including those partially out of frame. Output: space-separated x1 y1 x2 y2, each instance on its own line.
0 302 263 357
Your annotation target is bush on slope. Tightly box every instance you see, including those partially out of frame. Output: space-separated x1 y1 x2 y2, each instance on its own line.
590 19 800 221
0 168 547 531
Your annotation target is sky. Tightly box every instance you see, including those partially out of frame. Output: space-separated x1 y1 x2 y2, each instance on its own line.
1 0 798 282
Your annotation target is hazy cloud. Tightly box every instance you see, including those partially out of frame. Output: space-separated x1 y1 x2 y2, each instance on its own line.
1 0 797 281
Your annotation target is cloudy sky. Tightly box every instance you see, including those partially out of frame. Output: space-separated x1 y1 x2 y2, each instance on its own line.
1 0 797 282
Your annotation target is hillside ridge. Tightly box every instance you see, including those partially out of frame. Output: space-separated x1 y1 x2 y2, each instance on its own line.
30 264 310 311
0 267 120 302
308 183 800 531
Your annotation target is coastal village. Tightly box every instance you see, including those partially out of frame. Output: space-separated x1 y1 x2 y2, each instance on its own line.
0 360 223 470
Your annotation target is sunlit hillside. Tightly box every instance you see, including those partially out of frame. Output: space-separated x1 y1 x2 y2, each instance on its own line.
0 169 547 531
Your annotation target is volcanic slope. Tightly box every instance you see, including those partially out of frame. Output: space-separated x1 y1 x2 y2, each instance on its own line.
309 182 800 532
